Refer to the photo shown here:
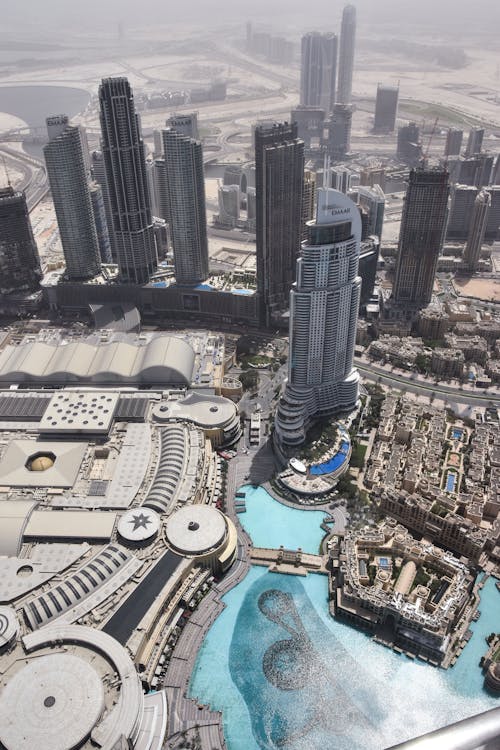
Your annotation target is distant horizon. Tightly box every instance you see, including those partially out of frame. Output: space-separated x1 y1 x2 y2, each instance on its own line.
2 0 500 36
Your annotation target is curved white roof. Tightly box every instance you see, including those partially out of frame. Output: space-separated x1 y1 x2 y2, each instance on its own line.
0 653 105 750
0 606 19 650
0 500 37 556
152 392 237 429
0 336 195 386
165 505 227 555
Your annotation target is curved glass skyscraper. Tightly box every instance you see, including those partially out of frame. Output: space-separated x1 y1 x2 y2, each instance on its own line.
275 188 361 450
44 116 101 280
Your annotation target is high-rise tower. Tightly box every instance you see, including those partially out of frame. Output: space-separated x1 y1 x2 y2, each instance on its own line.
275 188 361 449
0 187 42 295
91 150 118 262
393 168 450 308
300 32 338 113
89 182 113 264
161 127 209 286
373 84 399 134
465 128 484 158
446 185 478 240
44 115 101 280
327 103 353 161
397 122 422 165
99 77 157 284
166 112 199 140
337 4 357 104
255 122 304 326
444 128 463 158
302 169 316 241
463 189 490 271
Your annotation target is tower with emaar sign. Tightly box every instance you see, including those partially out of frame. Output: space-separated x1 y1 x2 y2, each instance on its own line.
275 188 361 451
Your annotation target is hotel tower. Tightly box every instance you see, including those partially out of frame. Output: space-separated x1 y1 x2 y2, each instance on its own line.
275 188 361 450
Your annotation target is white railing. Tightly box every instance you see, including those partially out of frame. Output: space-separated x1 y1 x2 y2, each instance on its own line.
385 707 500 750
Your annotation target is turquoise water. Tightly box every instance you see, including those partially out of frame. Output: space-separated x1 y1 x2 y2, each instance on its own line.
310 438 350 475
189 570 499 750
446 471 457 492
237 485 327 554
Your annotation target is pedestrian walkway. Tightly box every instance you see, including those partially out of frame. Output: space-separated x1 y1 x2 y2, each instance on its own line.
250 546 328 575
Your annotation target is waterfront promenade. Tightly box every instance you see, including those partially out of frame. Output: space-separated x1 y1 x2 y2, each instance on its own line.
161 445 258 749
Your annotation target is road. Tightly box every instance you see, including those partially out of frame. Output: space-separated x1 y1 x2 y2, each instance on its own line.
0 145 49 210
356 359 500 407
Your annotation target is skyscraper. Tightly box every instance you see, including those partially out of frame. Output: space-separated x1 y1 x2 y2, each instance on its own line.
89 182 113 264
397 122 422 165
275 188 361 449
300 32 338 113
255 122 304 326
301 169 316 241
446 185 478 240
91 150 118 262
453 153 494 187
0 186 42 295
444 128 463 158
465 128 484 157
484 186 500 241
463 190 490 271
358 237 380 305
99 77 157 284
290 105 325 150
337 4 357 104
44 115 101 280
393 168 450 308
162 128 208 286
166 112 199 140
373 84 399 133
492 154 500 186
328 103 353 161
350 184 385 241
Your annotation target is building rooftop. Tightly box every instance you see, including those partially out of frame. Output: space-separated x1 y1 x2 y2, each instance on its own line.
165 505 227 556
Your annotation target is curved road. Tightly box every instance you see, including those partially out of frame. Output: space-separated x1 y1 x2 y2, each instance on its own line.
356 359 500 407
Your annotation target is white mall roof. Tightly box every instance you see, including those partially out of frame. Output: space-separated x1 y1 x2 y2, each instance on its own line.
40 391 119 434
0 336 195 386
0 653 105 750
0 500 36 556
24 510 117 541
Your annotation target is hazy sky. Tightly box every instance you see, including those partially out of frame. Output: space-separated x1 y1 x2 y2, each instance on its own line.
3 0 500 33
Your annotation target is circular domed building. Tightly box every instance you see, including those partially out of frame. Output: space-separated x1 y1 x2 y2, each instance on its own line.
165 505 237 574
0 624 167 750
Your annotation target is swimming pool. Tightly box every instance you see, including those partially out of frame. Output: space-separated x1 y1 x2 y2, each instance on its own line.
452 428 463 440
189 571 499 750
310 439 350 476
446 471 457 492
237 485 327 554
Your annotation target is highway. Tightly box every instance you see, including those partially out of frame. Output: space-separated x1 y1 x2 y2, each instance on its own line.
355 359 500 407
0 145 49 210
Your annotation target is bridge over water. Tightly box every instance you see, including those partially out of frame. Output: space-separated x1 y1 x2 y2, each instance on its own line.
250 546 328 575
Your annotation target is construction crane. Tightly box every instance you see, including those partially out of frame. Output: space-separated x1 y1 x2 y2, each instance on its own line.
1 155 12 187
423 117 439 161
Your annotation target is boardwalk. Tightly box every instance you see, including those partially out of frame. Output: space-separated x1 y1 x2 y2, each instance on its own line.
161 518 251 750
